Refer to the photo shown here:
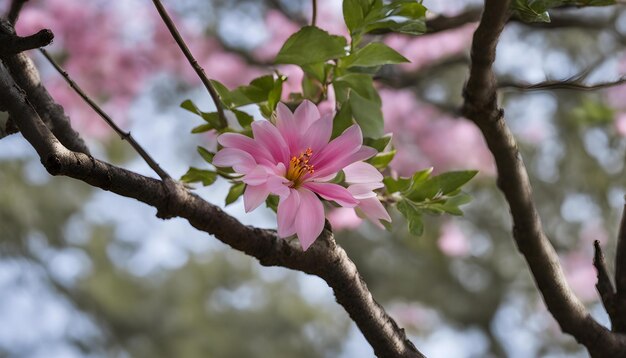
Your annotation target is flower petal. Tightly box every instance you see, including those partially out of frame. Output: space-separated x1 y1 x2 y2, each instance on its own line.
242 166 269 186
344 162 383 184
267 174 290 198
217 133 273 165
303 182 358 207
357 197 391 228
277 189 300 237
213 148 256 173
243 184 271 212
309 125 363 178
347 183 384 199
252 120 290 164
295 188 325 251
302 113 333 153
294 100 320 134
275 103 299 153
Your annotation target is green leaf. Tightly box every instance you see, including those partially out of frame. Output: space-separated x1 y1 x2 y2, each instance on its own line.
181 99 202 115
210 80 254 108
343 42 409 68
332 101 355 139
406 170 477 202
302 73 323 101
197 146 214 164
191 123 213 133
439 192 473 216
364 134 392 152
383 176 411 193
265 195 279 212
225 182 245 206
349 91 384 138
368 150 396 169
301 62 328 83
333 73 381 105
231 109 254 128
396 199 424 236
267 75 286 111
180 168 218 186
201 112 222 128
275 26 348 65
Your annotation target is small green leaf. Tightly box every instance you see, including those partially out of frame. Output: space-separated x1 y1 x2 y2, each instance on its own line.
368 150 396 169
191 123 213 133
267 75 286 111
396 199 424 236
343 42 409 68
332 101 355 139
333 73 381 105
301 62 328 83
197 146 214 163
383 176 411 193
200 112 222 128
275 26 348 65
181 168 218 186
302 73 323 101
439 192 473 216
364 135 392 152
225 182 245 206
349 91 384 138
181 99 202 115
265 195 279 212
406 170 477 202
231 109 254 128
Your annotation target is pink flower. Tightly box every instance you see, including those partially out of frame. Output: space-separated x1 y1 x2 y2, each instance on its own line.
213 101 389 250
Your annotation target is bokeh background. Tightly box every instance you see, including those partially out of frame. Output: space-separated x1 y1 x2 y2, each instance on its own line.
1 0 626 357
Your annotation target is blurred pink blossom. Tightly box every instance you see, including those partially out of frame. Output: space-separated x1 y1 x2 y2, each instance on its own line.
385 24 476 72
381 89 495 176
438 221 470 257
327 207 363 230
562 252 598 302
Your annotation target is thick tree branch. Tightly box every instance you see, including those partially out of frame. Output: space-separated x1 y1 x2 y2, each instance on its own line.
0 28 52 57
151 0 228 129
0 62 424 358
0 20 89 154
461 1 626 356
39 49 170 180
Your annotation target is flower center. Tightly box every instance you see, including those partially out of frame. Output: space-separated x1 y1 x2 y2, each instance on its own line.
286 148 315 187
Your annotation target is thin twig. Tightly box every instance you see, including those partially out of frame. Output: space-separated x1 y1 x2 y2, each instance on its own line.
500 76 626 91
7 0 28 25
311 0 317 26
151 0 227 129
39 48 171 180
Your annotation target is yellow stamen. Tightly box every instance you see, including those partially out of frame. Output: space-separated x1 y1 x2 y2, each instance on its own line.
286 147 315 187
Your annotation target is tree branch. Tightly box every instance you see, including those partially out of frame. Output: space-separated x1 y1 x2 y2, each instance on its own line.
39 48 170 180
593 240 615 319
151 0 228 129
6 0 28 25
0 27 52 58
499 76 626 91
461 1 626 356
0 20 89 154
426 8 482 34
0 60 424 358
